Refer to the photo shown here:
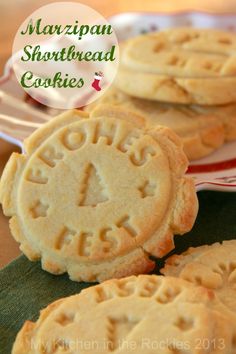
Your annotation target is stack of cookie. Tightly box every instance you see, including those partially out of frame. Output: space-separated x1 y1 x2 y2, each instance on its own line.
89 27 236 161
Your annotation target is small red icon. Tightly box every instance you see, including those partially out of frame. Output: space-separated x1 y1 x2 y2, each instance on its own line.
91 71 103 91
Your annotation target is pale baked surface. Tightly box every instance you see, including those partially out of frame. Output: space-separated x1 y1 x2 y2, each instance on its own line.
162 240 236 329
86 87 236 160
123 28 236 77
12 275 235 354
115 28 236 104
0 109 198 282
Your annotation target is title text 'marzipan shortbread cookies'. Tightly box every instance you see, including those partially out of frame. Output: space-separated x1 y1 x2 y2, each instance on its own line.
12 275 236 354
0 109 198 282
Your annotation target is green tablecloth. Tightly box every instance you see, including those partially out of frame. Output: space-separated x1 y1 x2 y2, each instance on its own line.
0 191 236 353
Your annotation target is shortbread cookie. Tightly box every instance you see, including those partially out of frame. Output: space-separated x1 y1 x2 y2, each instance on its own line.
162 240 236 315
86 87 236 160
115 28 236 104
203 103 236 141
0 110 198 282
12 275 235 354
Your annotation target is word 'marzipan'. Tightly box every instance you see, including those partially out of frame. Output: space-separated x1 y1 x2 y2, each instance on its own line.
21 18 113 41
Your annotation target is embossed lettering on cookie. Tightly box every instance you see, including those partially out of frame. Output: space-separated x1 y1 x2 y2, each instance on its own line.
12 276 235 354
116 27 236 105
0 108 198 282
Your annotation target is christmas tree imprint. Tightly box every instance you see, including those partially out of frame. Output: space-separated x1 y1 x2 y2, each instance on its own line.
107 316 140 351
79 163 109 207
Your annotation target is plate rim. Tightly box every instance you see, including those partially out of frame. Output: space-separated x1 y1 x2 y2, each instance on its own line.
1 11 236 193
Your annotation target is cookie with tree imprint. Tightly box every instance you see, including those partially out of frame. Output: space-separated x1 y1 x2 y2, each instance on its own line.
0 109 198 282
12 275 235 354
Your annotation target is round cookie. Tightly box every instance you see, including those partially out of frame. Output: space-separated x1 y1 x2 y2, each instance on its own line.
162 240 236 323
0 110 198 282
115 28 236 104
12 275 235 354
86 87 236 160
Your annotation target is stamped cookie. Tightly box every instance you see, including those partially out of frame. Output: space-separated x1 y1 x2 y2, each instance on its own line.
86 87 236 160
0 110 198 282
12 275 235 354
162 240 236 323
115 28 236 104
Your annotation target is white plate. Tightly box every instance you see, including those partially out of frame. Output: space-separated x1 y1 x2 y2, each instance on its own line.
1 11 236 192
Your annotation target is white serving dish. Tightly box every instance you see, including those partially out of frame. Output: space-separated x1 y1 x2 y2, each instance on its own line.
1 11 236 192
